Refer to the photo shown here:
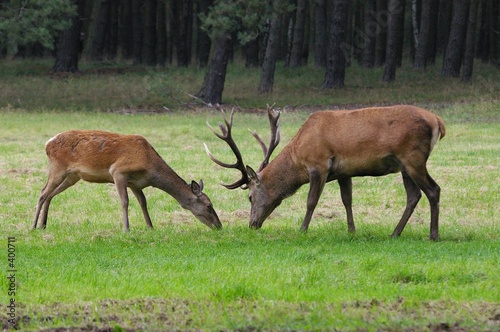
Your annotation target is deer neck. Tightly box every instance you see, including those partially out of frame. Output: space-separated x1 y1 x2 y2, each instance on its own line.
260 147 308 201
151 161 195 208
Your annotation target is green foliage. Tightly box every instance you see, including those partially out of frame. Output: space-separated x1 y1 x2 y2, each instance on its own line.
0 0 76 55
199 0 293 44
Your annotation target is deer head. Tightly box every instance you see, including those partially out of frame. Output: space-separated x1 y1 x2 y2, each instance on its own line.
205 105 281 228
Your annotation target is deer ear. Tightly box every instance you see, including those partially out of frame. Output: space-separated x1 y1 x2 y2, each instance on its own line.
246 166 260 185
191 180 203 196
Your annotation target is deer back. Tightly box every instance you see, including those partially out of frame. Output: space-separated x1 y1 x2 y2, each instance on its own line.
287 106 445 174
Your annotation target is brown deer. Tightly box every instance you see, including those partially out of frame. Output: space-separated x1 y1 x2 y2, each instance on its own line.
205 105 445 240
33 130 222 231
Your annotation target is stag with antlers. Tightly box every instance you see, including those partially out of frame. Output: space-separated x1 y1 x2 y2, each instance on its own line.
205 105 445 240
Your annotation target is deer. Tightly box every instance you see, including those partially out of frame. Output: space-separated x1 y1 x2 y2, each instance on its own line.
33 130 222 231
205 104 445 240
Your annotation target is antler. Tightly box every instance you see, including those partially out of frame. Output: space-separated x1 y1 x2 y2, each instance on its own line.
204 109 249 189
250 104 281 172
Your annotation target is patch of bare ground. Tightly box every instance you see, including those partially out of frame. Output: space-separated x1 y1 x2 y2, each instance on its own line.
2 299 498 331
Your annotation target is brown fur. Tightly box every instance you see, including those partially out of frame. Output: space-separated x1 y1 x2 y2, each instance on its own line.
34 130 221 231
247 105 444 240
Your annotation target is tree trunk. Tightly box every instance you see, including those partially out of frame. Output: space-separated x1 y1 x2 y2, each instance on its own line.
288 0 308 67
131 0 143 65
490 0 500 66
426 0 439 65
383 0 405 82
436 0 453 56
88 0 110 61
375 0 388 66
143 0 157 66
196 0 212 68
156 0 167 67
442 0 470 77
362 0 377 68
462 0 479 81
259 10 282 94
414 0 431 69
173 0 193 67
105 0 119 59
53 0 85 73
119 0 133 59
244 37 260 68
314 0 327 67
197 33 231 105
322 0 349 89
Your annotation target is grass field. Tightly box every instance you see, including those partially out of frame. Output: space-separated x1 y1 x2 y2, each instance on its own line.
0 60 499 331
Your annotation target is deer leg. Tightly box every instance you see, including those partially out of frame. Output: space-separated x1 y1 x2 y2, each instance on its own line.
131 188 154 229
392 172 422 237
404 167 441 241
36 175 80 229
338 177 355 233
33 181 53 229
300 170 326 232
113 175 130 231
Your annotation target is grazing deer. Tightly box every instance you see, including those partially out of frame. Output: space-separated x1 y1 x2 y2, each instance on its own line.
33 130 222 231
205 105 445 240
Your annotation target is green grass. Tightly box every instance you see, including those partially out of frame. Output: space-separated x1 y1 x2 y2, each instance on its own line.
1 58 499 111
0 106 499 330
0 59 499 330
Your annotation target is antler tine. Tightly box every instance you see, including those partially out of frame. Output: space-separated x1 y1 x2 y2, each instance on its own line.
205 109 249 189
253 104 281 172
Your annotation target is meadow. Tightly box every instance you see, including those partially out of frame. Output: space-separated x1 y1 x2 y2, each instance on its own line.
0 60 499 331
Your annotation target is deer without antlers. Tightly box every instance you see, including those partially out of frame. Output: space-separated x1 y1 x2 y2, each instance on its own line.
205 105 445 240
33 130 222 231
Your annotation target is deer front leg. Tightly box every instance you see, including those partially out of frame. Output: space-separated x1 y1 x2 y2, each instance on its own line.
300 170 327 232
131 188 154 229
113 175 131 231
338 177 355 233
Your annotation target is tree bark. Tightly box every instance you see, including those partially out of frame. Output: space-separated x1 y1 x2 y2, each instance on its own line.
375 0 388 66
462 0 479 81
143 0 157 66
436 0 453 56
88 0 111 61
131 0 143 65
173 0 193 67
119 0 133 59
259 9 282 94
314 0 327 67
362 0 377 68
425 0 439 65
196 0 212 68
197 33 231 105
383 0 405 82
288 0 308 67
442 0 470 77
244 37 260 68
156 0 167 67
322 0 349 89
53 0 85 73
414 0 431 69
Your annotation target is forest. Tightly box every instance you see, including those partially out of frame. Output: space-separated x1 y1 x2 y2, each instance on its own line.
1 0 499 104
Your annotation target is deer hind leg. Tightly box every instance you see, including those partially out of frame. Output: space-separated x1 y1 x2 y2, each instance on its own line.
392 172 422 237
301 170 327 232
113 174 131 231
131 188 154 229
401 165 440 241
33 173 80 229
338 177 355 233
